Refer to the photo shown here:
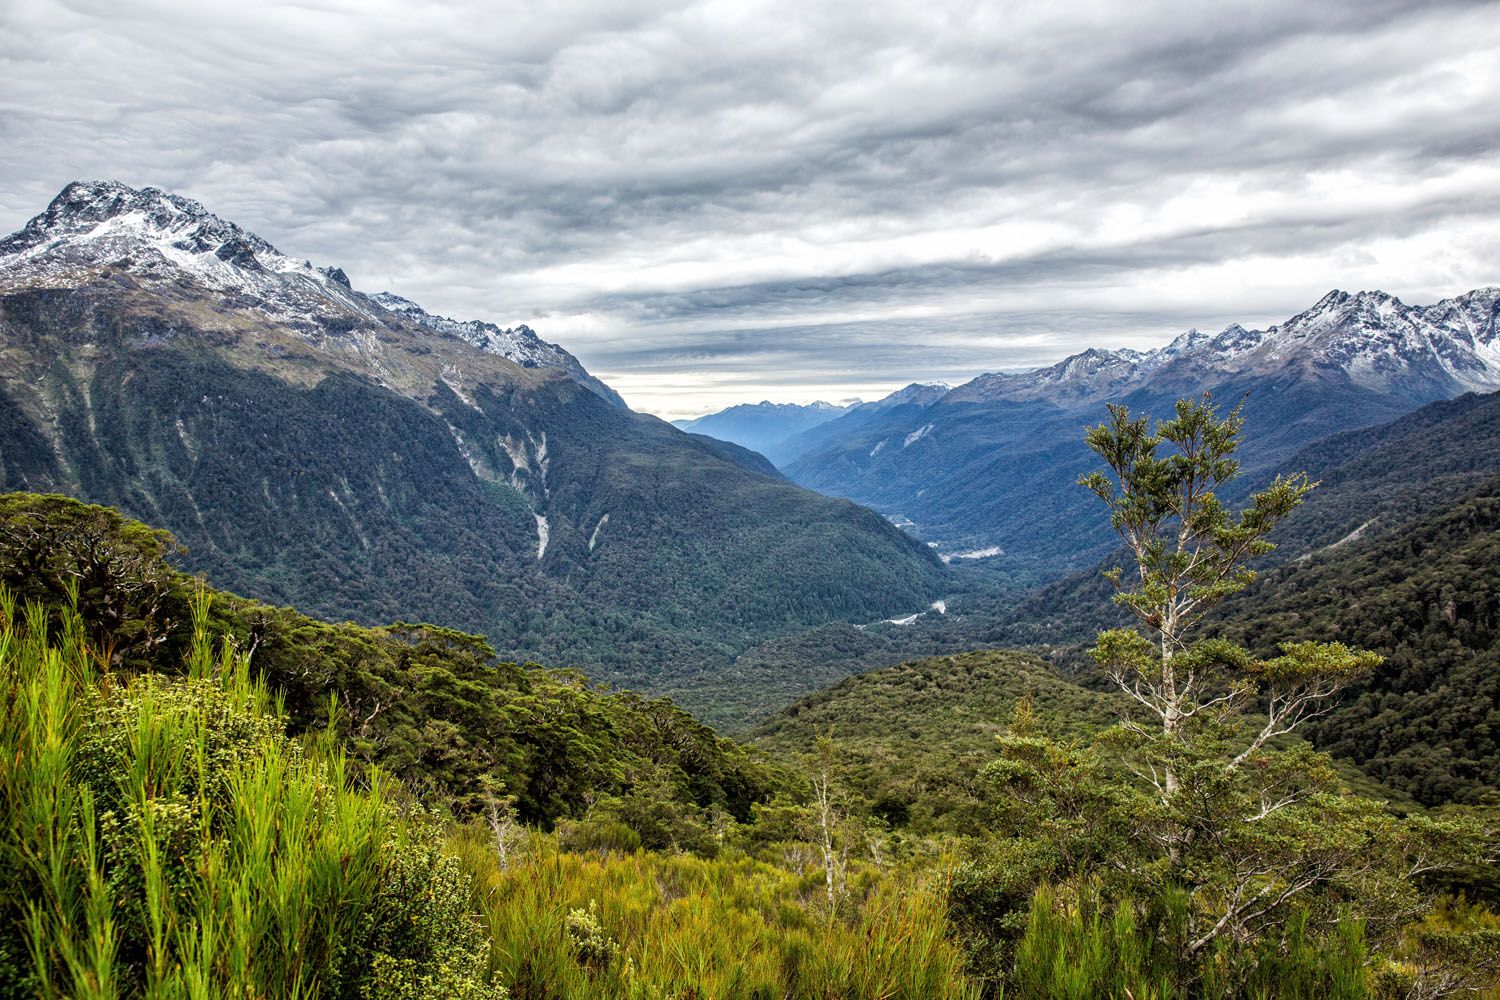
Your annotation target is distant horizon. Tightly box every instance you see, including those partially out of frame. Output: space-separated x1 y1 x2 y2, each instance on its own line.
643 284 1498 420
0 178 1494 420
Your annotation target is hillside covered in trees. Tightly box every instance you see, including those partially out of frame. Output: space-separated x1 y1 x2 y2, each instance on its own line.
0 181 947 713
1217 480 1500 806
4 391 1498 999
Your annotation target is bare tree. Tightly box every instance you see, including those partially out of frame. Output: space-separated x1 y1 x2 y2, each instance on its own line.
810 733 848 909
485 792 521 871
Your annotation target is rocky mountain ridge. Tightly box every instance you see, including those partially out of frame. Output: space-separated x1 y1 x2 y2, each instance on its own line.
955 287 1500 405
0 180 622 406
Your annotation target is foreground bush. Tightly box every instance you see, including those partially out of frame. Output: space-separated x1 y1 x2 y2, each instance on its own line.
0 591 503 999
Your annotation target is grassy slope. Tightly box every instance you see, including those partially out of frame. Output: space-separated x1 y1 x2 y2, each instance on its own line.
0 579 978 1000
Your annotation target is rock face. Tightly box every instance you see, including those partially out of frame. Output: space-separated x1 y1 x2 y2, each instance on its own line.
784 287 1500 571
368 292 626 407
0 181 946 698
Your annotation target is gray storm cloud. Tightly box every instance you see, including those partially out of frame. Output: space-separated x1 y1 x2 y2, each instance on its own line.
2 0 1498 417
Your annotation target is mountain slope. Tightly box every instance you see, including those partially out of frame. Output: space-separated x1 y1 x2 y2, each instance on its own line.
672 399 853 463
1216 478 1500 806
986 388 1500 651
0 181 946 697
786 288 1500 573
758 383 951 467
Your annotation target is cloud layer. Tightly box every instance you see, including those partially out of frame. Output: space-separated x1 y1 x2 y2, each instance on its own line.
3 0 1498 417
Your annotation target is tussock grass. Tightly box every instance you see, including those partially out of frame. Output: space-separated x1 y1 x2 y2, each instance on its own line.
448 821 978 1000
0 589 497 999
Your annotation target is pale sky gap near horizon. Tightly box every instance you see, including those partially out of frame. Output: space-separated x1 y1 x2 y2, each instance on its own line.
3 0 1499 419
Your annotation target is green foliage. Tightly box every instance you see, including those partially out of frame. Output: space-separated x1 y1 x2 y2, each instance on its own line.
752 650 1125 837
359 831 506 1000
0 492 182 666
945 395 1498 997
0 491 786 836
1079 394 1312 641
1001 887 1373 1000
564 901 618 968
447 826 978 1000
0 589 504 999
0 556 980 999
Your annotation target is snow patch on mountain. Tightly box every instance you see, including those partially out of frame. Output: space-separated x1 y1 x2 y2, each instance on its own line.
589 513 609 551
903 423 935 447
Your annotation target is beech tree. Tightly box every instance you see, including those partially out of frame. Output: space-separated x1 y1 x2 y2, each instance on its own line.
0 492 186 665
1080 396 1380 797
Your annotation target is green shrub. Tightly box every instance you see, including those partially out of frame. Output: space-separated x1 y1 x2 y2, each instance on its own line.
558 816 645 856
0 589 505 999
565 901 617 968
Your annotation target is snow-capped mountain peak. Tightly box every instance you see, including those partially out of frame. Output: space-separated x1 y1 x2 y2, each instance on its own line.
0 180 347 299
1226 287 1500 393
0 181 625 407
947 286 1500 405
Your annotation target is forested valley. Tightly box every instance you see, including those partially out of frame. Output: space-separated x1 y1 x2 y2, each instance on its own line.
3 396 1497 999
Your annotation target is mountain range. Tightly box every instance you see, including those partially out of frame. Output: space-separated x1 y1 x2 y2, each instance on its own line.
672 399 855 463
5 179 1498 764
0 181 944 701
683 285 1500 570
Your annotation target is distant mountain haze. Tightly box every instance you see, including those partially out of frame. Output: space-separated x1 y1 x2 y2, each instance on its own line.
678 384 952 467
671 399 856 465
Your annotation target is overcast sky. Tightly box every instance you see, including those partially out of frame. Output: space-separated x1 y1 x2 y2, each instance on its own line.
3 0 1499 418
